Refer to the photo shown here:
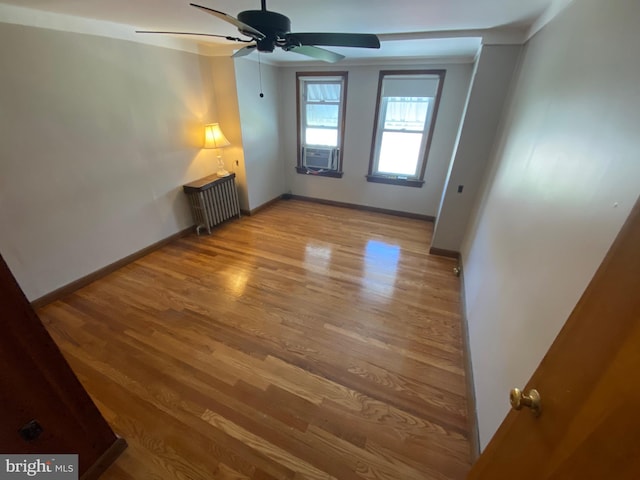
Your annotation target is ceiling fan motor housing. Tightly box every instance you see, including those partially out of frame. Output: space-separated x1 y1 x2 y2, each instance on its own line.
237 10 291 52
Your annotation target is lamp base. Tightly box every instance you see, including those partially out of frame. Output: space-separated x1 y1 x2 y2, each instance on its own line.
216 155 229 177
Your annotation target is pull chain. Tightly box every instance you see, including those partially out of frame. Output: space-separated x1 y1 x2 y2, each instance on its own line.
258 52 264 98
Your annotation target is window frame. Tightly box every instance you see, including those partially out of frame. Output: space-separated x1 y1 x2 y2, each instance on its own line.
366 70 446 188
296 71 348 179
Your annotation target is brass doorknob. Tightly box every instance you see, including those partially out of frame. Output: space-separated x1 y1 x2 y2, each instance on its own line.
510 388 542 416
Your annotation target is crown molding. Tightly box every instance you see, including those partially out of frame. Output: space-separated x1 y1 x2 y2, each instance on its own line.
0 3 208 55
1 2 563 63
0 4 482 64
526 0 575 40
271 55 477 68
378 27 527 45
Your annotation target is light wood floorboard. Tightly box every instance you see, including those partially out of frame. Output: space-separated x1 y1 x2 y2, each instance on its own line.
38 200 471 479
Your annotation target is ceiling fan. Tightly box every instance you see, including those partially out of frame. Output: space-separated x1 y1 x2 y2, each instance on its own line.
137 1 381 63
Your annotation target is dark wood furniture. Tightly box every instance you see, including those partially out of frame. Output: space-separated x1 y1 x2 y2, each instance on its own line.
0 254 126 478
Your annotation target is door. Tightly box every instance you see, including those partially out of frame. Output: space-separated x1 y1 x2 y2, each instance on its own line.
0 253 126 477
468 198 640 479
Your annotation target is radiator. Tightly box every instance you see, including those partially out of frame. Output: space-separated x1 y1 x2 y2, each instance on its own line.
182 173 241 235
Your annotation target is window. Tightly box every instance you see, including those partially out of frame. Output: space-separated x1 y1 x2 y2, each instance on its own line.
367 70 445 187
296 72 348 178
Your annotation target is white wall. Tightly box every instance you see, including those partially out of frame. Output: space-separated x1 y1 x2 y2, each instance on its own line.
462 0 640 449
432 45 521 252
0 22 221 300
279 63 473 216
210 57 250 211
235 58 285 210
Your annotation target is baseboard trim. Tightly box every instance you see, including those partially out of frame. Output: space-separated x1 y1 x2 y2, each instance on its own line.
429 247 461 259
289 195 435 222
80 437 127 480
31 227 194 309
459 265 481 461
243 196 282 216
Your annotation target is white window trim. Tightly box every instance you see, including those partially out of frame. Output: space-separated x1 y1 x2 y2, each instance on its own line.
367 70 446 188
300 78 343 148
296 72 348 177
371 97 434 179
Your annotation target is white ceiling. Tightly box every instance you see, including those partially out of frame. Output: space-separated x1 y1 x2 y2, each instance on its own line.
0 0 561 64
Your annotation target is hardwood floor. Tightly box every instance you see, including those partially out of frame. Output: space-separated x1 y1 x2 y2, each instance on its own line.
38 200 471 479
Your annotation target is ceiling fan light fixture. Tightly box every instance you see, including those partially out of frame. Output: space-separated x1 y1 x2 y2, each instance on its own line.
256 38 276 53
137 1 380 63
237 10 291 38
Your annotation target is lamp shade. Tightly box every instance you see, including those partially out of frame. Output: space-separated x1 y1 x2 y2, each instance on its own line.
204 123 231 149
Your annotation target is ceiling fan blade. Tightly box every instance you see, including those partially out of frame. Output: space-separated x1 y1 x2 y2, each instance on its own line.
190 3 265 40
136 31 252 42
233 45 258 58
286 32 380 49
288 45 345 63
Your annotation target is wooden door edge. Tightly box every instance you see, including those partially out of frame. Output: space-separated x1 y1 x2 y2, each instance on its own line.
467 197 640 477
80 437 128 480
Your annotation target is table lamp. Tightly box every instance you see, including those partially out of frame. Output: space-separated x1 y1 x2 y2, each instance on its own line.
204 123 231 176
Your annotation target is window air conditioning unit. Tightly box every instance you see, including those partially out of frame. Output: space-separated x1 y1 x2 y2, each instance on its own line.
302 146 338 170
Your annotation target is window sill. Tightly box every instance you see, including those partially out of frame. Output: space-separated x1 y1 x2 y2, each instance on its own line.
366 175 424 188
296 166 344 178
